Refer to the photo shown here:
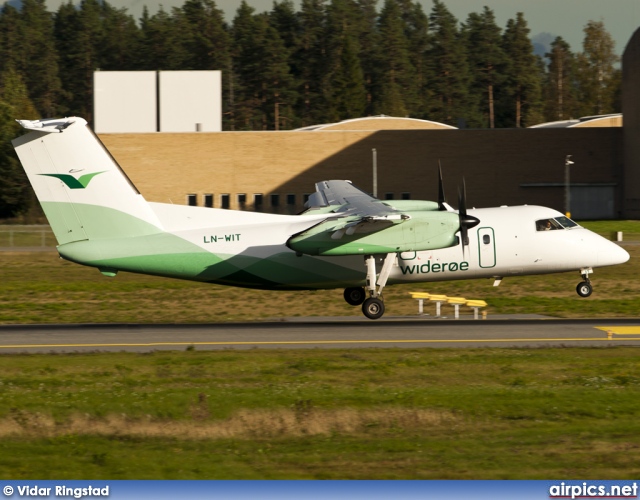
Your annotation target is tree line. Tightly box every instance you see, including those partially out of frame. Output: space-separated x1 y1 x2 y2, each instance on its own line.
0 0 622 218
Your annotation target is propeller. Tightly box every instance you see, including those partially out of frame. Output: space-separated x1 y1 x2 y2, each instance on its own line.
457 177 480 256
437 164 480 256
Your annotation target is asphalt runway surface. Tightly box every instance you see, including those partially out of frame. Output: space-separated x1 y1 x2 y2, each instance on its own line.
0 317 640 353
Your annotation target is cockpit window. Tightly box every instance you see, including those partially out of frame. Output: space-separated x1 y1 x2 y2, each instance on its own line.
536 218 563 231
536 217 579 231
555 216 578 228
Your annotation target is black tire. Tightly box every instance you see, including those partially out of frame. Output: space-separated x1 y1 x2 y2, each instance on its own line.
343 287 366 306
576 281 593 297
362 297 385 320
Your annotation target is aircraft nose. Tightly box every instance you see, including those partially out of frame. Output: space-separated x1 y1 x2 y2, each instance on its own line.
598 240 630 267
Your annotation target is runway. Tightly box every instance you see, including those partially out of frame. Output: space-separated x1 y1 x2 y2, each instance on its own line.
0 317 639 353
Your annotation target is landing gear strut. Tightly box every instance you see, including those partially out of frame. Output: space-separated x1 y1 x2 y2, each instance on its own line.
362 253 396 320
576 267 593 297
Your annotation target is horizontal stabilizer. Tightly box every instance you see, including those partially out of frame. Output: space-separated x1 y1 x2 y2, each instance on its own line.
15 118 76 134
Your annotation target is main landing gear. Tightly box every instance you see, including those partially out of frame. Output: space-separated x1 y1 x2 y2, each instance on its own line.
343 254 396 320
576 267 593 298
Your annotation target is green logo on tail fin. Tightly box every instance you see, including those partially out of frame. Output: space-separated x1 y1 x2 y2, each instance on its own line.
39 171 106 189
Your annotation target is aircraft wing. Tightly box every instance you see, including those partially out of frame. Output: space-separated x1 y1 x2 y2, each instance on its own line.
288 180 460 256
306 180 405 219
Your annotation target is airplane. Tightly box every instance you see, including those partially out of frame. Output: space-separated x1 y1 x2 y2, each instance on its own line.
12 117 630 320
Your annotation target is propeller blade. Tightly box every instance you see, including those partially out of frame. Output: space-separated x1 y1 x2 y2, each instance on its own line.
457 177 480 257
438 161 446 211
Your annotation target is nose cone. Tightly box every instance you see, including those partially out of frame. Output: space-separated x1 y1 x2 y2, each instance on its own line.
598 240 630 267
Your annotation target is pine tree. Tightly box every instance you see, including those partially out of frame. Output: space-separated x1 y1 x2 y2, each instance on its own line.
294 0 328 126
17 0 63 117
374 0 416 116
323 0 367 121
0 5 23 75
260 16 298 129
99 2 141 70
397 0 431 118
270 0 303 126
544 36 578 121
54 0 104 123
354 0 379 116
231 2 263 129
0 70 39 218
181 0 230 70
575 20 620 116
499 12 542 127
139 7 190 71
426 0 471 126
270 0 300 53
328 34 367 120
232 4 297 129
463 7 505 128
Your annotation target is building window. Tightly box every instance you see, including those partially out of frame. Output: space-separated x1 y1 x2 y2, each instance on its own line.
303 193 311 204
204 194 213 208
286 194 296 206
254 194 263 211
187 194 197 206
220 194 230 209
271 194 280 207
401 192 411 200
237 193 247 210
384 192 394 200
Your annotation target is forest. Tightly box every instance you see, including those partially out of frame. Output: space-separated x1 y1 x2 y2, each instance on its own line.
0 0 622 218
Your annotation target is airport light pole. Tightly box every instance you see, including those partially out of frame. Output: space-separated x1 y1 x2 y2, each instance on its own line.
565 155 574 217
372 148 378 198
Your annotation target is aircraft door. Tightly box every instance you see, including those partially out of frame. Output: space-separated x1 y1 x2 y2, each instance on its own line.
477 227 496 268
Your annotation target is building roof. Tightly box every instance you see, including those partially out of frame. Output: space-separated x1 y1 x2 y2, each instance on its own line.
295 115 457 131
530 114 622 128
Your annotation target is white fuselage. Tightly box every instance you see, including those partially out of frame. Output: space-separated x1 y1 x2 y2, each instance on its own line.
388 205 629 284
147 203 629 290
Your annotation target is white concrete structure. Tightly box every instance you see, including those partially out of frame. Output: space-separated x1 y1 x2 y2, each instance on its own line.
159 71 222 132
94 71 157 133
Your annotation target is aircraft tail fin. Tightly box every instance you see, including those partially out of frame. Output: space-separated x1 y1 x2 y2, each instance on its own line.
12 117 162 245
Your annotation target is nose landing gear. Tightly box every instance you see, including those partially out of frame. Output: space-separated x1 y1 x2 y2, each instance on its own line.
576 281 593 297
576 268 593 297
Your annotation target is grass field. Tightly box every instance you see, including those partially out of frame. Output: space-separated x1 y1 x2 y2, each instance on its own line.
0 221 638 324
1 347 639 479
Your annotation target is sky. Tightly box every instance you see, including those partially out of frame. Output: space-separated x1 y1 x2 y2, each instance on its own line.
42 0 640 56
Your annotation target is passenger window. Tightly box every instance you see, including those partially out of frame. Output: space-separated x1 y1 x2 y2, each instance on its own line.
483 234 491 244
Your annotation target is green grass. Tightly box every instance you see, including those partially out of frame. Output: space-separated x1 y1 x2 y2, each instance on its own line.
0 348 639 478
0 225 56 247
580 220 640 240
1 239 638 323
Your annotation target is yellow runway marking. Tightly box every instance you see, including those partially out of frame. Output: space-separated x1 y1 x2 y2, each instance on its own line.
2 337 640 349
595 326 640 335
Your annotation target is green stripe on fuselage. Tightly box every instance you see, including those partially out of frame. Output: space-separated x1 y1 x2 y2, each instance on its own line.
51 204 365 290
